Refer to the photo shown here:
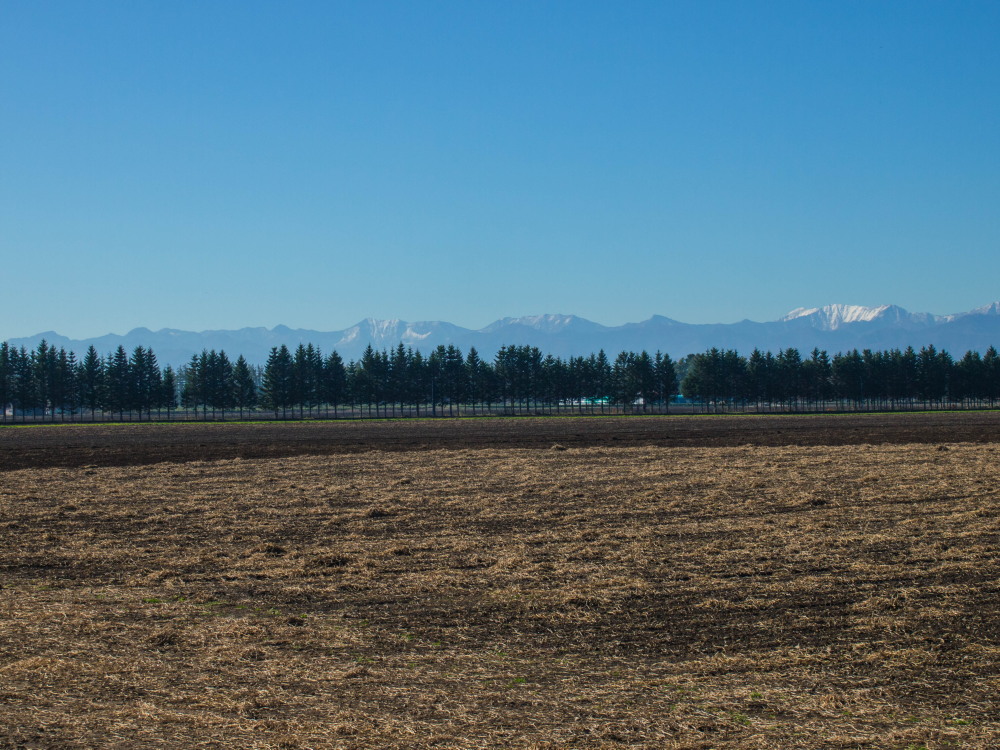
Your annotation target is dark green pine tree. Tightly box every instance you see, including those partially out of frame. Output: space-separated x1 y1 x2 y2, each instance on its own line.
634 351 657 410
802 348 833 409
321 350 347 416
655 351 678 411
262 345 294 417
232 355 257 419
680 349 713 407
594 350 612 409
129 347 160 419
407 349 427 415
612 351 639 409
465 347 486 414
538 354 562 410
917 345 950 405
565 356 585 410
291 343 322 418
143 348 163 419
832 350 865 409
0 342 11 422
984 346 1000 406
746 348 767 409
308 344 324 416
427 346 446 416
212 350 235 418
79 345 104 419
442 345 465 416
161 365 178 417
954 350 984 406
525 346 544 410
104 346 131 418
389 343 410 415
201 351 217 416
51 348 80 419
12 347 36 419
32 341 49 419
181 353 202 416
356 345 388 417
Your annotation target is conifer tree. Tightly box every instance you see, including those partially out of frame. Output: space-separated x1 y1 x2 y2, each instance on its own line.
465 347 487 414
212 350 234 417
291 344 321 417
634 351 657 410
11 347 35 419
653 351 678 411
917 345 951 404
954 350 984 405
389 343 410 415
262 345 294 416
407 349 427 415
0 342 11 422
161 366 178 417
984 346 1000 406
145 348 163 418
52 348 79 419
232 355 257 419
33 341 53 419
540 354 569 410
442 345 465 415
594 350 612 410
321 350 347 416
79 345 104 419
427 346 447 416
832 350 865 408
306 344 323 415
776 348 803 409
104 346 131 418
130 346 162 419
802 348 833 409
181 353 203 416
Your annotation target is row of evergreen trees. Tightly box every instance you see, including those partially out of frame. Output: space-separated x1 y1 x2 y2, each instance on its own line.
0 340 680 420
254 343 679 417
0 342 178 419
682 345 1000 409
2 339 999 421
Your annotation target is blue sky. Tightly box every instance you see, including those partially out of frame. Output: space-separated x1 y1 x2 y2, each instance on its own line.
2 1 998 338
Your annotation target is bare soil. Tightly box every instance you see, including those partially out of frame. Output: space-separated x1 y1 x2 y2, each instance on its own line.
1 414 999 748
2 410 1000 471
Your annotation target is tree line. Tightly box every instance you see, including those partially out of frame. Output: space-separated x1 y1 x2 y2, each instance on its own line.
254 343 679 418
1 338 998 422
0 341 178 420
681 345 1000 410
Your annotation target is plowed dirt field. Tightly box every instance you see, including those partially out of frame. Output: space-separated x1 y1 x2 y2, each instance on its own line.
2 410 1000 470
1 414 999 748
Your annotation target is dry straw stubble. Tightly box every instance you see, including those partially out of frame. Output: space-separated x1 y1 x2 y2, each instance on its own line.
1 432 998 748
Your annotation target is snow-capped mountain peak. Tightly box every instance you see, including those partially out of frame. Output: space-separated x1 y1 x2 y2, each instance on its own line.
966 301 1000 317
8 302 1000 367
482 314 603 334
781 304 893 330
511 314 582 331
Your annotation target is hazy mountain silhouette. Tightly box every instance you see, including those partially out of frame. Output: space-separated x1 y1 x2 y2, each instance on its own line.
8 303 1000 366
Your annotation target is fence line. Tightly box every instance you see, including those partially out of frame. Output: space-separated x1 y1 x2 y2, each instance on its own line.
2 398 994 425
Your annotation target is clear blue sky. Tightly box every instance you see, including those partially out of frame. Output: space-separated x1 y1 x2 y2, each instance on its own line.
2 1 998 338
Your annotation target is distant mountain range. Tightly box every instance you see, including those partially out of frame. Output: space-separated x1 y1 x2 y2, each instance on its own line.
7 302 1000 366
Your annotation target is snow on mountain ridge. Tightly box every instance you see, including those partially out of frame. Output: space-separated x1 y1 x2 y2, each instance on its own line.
514 314 582 331
951 301 1000 319
781 304 894 330
9 302 1000 367
404 331 433 342
482 314 603 334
